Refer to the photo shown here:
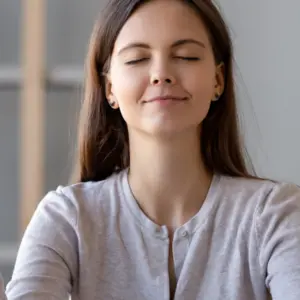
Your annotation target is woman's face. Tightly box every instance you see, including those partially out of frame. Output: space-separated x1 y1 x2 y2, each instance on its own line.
106 0 224 137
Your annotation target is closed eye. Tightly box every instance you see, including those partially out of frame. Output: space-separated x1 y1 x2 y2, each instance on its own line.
125 58 149 65
175 56 200 61
125 56 200 65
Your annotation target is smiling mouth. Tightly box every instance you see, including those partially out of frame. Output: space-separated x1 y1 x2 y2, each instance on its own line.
145 96 188 103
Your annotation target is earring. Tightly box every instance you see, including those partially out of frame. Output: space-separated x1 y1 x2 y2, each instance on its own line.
108 99 118 109
212 93 220 101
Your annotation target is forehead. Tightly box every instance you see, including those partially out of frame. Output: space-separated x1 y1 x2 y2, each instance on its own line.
114 0 211 50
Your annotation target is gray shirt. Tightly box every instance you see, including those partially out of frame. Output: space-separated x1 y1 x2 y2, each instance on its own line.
5 169 300 299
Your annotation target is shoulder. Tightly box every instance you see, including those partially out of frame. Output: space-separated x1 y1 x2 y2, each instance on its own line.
218 175 277 199
218 174 299 201
38 170 126 227
217 174 300 219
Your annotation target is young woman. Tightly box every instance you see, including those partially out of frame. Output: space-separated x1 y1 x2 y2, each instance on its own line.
5 0 300 299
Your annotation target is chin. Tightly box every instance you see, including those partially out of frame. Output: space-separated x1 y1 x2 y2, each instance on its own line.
128 119 201 139
145 124 199 139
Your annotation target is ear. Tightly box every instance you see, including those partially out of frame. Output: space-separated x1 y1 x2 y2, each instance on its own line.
104 73 113 100
212 62 225 101
104 73 119 109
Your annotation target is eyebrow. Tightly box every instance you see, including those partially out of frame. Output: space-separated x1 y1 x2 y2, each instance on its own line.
117 38 206 55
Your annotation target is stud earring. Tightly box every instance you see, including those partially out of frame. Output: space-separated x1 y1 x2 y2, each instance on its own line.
108 99 118 109
212 93 220 101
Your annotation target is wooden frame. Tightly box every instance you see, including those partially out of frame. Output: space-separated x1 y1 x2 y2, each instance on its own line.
20 0 46 234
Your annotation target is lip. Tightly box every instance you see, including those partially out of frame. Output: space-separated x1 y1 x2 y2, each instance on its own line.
145 95 188 103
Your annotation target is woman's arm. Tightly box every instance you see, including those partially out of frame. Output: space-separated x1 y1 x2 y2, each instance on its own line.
5 189 78 299
256 182 300 300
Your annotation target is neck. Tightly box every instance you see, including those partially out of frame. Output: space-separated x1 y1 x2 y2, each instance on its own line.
128 129 212 229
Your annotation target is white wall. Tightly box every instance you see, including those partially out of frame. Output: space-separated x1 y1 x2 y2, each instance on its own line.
219 0 300 184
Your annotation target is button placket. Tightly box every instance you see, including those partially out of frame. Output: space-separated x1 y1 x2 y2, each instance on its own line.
150 229 170 299
154 226 169 241
173 229 190 280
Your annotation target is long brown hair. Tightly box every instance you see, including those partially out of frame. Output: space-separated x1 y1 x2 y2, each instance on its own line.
72 0 256 183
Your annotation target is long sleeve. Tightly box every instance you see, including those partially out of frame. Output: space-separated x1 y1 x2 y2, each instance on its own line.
256 182 300 300
5 189 78 300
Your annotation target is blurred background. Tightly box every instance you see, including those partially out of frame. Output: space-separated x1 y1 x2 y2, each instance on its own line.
0 0 299 284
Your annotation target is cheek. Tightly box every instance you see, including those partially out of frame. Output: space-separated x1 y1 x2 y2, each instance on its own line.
185 65 215 97
110 66 148 125
182 69 215 122
111 66 147 105
185 73 215 109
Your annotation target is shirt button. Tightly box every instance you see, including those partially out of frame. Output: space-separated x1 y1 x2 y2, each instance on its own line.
181 230 188 237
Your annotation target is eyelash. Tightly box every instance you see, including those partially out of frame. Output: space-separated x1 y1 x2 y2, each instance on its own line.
125 57 200 65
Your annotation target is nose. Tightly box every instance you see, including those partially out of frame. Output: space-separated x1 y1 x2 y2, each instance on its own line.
150 72 176 85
